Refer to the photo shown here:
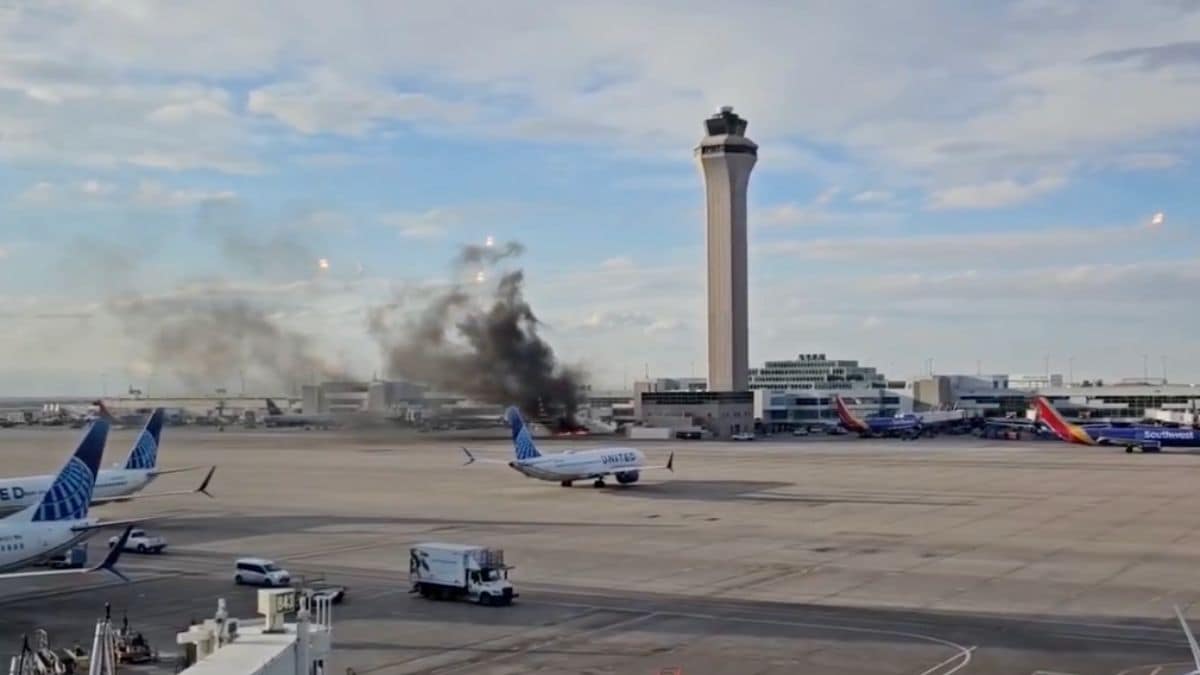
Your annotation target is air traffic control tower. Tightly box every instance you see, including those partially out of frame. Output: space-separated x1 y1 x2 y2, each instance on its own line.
696 106 757 392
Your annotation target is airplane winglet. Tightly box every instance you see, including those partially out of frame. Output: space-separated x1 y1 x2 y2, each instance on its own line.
666 452 674 472
1176 605 1200 671
96 525 134 583
461 447 476 466
196 466 216 498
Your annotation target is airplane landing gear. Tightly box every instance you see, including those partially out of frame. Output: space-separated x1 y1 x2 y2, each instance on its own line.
592 479 606 488
560 480 573 487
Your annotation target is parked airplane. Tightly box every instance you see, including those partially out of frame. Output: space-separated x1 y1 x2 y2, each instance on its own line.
0 408 214 516
833 395 970 439
1034 396 1200 453
0 421 145 580
462 406 673 488
832 395 922 438
262 399 336 429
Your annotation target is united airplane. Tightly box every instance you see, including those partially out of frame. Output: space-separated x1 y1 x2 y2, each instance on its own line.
0 408 214 516
462 406 673 488
1034 396 1200 453
0 420 142 580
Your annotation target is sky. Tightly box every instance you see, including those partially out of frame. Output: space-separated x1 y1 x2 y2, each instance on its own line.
1 0 1199 396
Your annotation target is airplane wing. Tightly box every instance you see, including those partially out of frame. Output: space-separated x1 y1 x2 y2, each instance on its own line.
149 464 210 477
92 466 216 505
0 526 133 582
639 452 675 472
461 448 509 466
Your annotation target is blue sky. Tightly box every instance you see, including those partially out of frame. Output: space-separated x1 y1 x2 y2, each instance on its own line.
1 1 1199 395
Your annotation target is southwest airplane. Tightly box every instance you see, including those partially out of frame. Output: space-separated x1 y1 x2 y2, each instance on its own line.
0 420 142 580
1034 396 1200 453
0 408 214 516
462 406 673 487
833 395 923 439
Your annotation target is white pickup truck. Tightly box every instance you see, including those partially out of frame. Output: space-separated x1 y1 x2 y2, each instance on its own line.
410 543 516 606
108 528 167 554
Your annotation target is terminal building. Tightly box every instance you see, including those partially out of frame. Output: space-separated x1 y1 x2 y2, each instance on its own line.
748 353 911 433
749 353 905 391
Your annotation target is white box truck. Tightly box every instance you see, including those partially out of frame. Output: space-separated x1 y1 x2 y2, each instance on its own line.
409 543 516 606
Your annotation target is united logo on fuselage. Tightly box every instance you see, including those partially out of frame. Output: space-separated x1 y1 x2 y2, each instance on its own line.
0 486 28 502
600 452 637 465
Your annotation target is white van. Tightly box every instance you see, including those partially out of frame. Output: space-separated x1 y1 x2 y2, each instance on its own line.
234 557 291 587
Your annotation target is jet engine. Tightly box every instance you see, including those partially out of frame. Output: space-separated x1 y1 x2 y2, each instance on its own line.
615 470 640 484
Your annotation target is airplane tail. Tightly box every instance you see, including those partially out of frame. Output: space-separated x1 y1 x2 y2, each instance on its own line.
505 406 541 460
265 399 283 416
1032 397 1095 445
90 400 117 423
123 408 163 470
20 420 109 522
832 395 866 431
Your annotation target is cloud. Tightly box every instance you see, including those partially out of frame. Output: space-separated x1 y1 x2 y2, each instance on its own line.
1087 41 1200 70
247 69 475 136
18 181 57 204
145 87 233 124
380 208 461 239
80 179 116 197
761 222 1156 263
851 190 894 204
1105 152 1184 171
926 175 1067 210
294 210 353 232
134 180 237 208
17 179 116 204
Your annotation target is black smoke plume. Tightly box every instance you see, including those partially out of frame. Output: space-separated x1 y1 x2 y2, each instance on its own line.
111 294 346 394
100 199 354 394
369 241 584 423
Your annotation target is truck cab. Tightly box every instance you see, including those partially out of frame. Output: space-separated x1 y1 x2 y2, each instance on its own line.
464 565 513 604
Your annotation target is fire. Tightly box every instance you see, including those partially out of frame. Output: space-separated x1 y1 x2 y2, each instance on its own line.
484 235 495 248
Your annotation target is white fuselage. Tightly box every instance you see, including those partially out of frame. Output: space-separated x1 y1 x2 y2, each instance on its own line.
510 447 645 482
0 468 154 515
0 519 93 572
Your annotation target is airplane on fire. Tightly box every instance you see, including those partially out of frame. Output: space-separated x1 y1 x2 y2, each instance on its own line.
461 406 673 488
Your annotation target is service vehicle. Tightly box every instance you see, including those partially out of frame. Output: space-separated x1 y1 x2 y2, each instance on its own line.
409 543 515 606
108 528 167 554
233 557 291 587
305 582 348 605
42 543 88 569
731 432 755 441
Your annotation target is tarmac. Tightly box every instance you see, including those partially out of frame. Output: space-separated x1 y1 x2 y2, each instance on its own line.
2 426 1200 674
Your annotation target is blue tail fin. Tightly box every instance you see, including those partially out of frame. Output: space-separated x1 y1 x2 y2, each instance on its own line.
505 407 541 460
124 408 163 470
31 420 108 522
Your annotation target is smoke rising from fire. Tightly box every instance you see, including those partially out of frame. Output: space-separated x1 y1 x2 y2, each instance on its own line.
369 241 584 420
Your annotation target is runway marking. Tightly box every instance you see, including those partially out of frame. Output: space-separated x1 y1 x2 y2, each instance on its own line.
918 645 975 675
1116 663 1189 675
540 599 975 673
